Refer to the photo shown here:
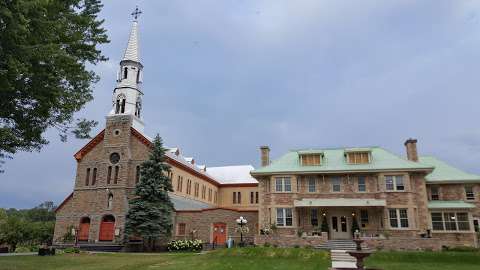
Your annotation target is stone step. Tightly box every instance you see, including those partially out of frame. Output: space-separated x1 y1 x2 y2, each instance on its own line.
316 240 368 251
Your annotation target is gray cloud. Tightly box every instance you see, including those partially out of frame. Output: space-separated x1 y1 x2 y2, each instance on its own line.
2 0 480 208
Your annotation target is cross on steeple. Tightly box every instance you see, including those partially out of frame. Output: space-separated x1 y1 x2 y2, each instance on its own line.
131 6 142 21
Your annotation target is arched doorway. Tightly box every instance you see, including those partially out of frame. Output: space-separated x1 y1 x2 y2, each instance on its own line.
99 215 115 241
78 217 90 241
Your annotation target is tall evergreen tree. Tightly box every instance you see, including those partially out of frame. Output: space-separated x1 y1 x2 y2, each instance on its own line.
125 135 174 251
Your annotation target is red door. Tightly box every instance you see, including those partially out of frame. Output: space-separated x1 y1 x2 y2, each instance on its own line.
99 215 115 241
213 223 227 244
78 222 90 241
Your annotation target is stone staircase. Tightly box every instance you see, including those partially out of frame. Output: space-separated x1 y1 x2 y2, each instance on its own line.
316 240 368 251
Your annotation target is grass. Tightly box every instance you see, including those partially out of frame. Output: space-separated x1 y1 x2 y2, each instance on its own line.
0 247 479 270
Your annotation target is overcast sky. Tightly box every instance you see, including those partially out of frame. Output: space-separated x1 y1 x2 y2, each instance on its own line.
2 0 480 209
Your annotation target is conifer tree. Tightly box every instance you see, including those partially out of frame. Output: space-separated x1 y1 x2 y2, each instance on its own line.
125 135 174 251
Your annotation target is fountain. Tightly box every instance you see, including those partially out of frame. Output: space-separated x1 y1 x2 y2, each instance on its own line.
330 234 382 270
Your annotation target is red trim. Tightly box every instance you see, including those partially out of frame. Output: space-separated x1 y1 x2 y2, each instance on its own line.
176 207 258 213
72 127 252 188
55 192 73 213
74 130 105 161
219 183 258 187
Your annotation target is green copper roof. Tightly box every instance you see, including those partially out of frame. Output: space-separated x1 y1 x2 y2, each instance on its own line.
419 156 480 183
428 200 476 209
251 147 433 175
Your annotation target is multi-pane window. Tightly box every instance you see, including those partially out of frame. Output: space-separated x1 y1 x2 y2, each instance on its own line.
358 176 366 192
389 208 409 228
177 223 186 236
194 183 199 197
346 152 370 164
214 191 218 204
465 186 475 201
300 154 321 166
177 176 183 192
186 179 192 195
201 185 206 199
233 191 241 204
85 168 91 186
255 191 259 204
208 188 212 201
431 212 470 231
276 208 293 227
430 186 439 200
310 209 318 226
308 177 316 192
275 177 292 192
331 177 341 192
91 168 97 186
385 175 405 191
250 192 255 204
360 210 369 227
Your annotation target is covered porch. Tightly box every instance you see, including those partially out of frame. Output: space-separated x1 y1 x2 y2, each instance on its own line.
294 198 386 240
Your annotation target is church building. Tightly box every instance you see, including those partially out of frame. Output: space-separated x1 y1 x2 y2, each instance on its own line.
53 14 259 248
54 11 479 251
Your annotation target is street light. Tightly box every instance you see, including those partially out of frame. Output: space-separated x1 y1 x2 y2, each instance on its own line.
236 216 248 246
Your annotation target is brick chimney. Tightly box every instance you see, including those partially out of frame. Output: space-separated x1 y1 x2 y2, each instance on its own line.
260 146 270 167
404 138 418 162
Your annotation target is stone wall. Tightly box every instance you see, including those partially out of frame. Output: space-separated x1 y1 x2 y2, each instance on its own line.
363 233 478 251
254 234 328 247
174 209 258 243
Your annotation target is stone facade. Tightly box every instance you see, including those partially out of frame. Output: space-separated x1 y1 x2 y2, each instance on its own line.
174 209 258 243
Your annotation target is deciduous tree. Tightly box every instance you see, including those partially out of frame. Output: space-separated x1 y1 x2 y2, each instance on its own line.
0 0 109 170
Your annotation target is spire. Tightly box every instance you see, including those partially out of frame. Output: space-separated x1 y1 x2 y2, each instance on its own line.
122 7 142 63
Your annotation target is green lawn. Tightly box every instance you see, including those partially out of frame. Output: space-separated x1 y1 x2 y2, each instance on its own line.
0 247 479 270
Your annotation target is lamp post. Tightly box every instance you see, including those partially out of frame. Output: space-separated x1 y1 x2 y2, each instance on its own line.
236 216 248 246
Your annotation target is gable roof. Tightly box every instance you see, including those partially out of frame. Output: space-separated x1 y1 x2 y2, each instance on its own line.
206 165 258 186
251 147 433 175
419 156 480 183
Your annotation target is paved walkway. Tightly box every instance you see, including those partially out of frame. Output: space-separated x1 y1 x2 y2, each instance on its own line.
0 252 36 257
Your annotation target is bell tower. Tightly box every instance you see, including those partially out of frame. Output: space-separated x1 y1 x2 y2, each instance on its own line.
108 6 144 133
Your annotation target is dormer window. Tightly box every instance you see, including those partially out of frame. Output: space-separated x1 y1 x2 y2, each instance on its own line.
345 151 371 164
300 154 322 166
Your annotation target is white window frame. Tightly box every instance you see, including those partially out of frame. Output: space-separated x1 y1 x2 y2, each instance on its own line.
431 211 471 232
275 177 292 192
430 186 440 201
276 208 293 227
388 208 409 229
307 177 316 193
465 186 475 201
385 175 405 191
358 176 366 192
331 177 341 192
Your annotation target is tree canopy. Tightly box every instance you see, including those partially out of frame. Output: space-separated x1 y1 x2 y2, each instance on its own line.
0 0 109 169
125 135 174 251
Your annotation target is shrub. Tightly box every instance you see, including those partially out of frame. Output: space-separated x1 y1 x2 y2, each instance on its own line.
443 246 480 252
63 247 80 254
263 242 271 247
167 239 203 252
14 246 31 253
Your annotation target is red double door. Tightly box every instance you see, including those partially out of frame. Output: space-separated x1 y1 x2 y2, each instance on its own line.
213 223 227 244
99 216 115 241
78 223 90 241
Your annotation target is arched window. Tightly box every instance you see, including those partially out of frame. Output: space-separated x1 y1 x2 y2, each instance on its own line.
135 98 142 117
120 99 126 113
123 67 128 79
107 193 113 210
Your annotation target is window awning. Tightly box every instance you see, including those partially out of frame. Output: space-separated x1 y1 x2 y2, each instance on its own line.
428 200 476 210
294 198 386 207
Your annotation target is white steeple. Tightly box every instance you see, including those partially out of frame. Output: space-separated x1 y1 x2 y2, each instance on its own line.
109 7 144 132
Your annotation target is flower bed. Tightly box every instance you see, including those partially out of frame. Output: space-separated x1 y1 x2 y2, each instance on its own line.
167 239 203 252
